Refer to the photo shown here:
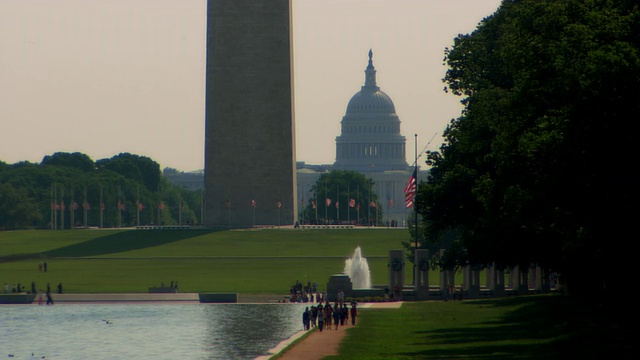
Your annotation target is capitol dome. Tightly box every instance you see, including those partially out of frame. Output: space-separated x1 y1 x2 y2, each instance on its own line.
345 85 396 114
333 50 409 172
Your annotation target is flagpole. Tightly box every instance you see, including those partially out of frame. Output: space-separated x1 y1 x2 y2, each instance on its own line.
83 185 88 228
368 181 371 227
347 182 350 224
118 186 122 229
136 187 140 227
60 185 65 230
70 191 74 229
325 179 328 224
413 133 418 285
50 183 53 230
99 185 103 229
336 184 339 224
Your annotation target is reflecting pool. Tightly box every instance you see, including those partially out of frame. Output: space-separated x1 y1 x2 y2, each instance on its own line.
0 303 307 359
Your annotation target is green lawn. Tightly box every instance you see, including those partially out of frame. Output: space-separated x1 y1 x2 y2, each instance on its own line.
1 228 433 294
326 295 632 360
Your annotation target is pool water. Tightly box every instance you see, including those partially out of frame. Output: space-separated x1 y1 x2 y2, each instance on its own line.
0 303 307 359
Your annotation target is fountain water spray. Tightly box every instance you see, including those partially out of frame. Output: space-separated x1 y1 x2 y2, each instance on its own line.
344 246 371 289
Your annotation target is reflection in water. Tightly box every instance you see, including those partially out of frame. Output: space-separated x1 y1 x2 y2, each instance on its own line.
1 303 307 359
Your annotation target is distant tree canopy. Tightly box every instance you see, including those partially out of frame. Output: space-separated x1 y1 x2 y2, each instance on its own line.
0 152 199 229
96 153 161 191
41 152 95 173
303 170 381 225
420 0 639 296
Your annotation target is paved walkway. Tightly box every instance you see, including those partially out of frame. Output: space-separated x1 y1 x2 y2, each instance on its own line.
257 302 403 360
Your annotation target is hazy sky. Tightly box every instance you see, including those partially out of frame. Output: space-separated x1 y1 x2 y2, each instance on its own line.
0 0 502 172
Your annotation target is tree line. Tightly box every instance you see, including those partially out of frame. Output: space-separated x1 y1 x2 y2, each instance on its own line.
412 0 638 298
0 152 201 229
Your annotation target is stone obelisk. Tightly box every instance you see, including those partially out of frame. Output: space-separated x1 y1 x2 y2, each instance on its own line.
204 0 297 227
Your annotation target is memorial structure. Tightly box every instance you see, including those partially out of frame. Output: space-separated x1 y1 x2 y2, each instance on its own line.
204 0 297 227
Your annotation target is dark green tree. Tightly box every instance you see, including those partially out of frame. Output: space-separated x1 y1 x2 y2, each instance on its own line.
41 152 95 173
96 153 161 192
0 182 42 229
422 0 639 296
305 170 380 225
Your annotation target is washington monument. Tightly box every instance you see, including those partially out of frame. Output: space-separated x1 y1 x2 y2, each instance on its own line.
204 0 297 227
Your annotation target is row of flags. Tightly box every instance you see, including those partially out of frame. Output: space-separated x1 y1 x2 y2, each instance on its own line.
50 170 418 214
50 201 176 212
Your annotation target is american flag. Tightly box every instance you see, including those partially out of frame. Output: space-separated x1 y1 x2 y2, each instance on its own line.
404 168 417 208
349 199 355 208
251 199 256 208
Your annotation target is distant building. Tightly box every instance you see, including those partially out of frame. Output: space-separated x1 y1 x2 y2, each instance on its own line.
298 50 426 226
163 169 204 191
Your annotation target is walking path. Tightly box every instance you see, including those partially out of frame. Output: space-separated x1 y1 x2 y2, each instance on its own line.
257 301 403 360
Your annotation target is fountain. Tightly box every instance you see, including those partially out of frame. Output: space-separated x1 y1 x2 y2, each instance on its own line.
344 246 371 289
326 246 384 302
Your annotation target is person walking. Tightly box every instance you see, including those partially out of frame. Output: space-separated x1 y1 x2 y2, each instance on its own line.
317 305 324 332
350 303 357 325
302 307 310 330
311 305 318 328
45 285 54 305
337 289 345 306
332 304 341 330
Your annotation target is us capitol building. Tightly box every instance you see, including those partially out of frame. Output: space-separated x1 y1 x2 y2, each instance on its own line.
167 50 427 226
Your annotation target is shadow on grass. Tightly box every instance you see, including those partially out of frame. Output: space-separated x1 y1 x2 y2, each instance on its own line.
404 296 632 359
42 229 222 258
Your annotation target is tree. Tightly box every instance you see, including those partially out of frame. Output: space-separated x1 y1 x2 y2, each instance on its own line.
41 152 95 173
0 182 42 229
305 170 380 225
422 0 639 296
96 153 161 192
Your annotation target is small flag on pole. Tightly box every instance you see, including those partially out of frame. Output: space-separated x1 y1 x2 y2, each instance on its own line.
404 168 417 208
277 201 282 209
349 199 355 208
251 199 256 208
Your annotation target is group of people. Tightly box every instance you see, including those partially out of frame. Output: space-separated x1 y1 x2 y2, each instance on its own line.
289 280 323 303
302 300 357 331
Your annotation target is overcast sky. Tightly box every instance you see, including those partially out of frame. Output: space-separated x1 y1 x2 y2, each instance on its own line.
0 0 502 172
